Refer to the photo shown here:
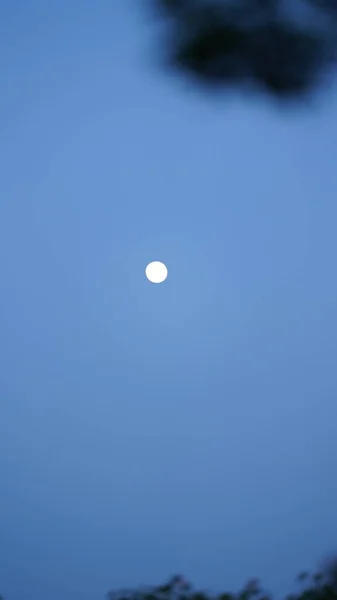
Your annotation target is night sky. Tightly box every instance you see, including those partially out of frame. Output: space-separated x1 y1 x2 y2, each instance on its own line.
1 2 337 600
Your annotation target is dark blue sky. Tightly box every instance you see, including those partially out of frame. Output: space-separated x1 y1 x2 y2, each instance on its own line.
1 2 337 600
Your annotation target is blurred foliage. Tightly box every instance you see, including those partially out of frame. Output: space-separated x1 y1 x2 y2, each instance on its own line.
107 558 337 600
147 0 337 101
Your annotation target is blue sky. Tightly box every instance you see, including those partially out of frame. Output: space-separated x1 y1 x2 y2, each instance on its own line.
1 2 337 600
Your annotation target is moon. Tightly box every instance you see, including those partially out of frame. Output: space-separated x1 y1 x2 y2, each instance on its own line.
145 261 168 284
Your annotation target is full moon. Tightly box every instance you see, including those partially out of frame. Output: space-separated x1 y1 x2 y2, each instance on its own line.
145 261 168 284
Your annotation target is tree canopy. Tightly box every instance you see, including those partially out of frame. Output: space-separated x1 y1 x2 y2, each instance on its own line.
107 558 337 600
148 0 337 101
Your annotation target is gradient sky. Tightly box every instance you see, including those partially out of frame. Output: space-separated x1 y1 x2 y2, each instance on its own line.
1 2 337 600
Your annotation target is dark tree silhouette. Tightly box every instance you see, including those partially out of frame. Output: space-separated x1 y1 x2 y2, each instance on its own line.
148 0 337 101
106 558 337 600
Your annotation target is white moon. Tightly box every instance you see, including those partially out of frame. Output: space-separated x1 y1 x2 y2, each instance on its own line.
145 261 168 284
